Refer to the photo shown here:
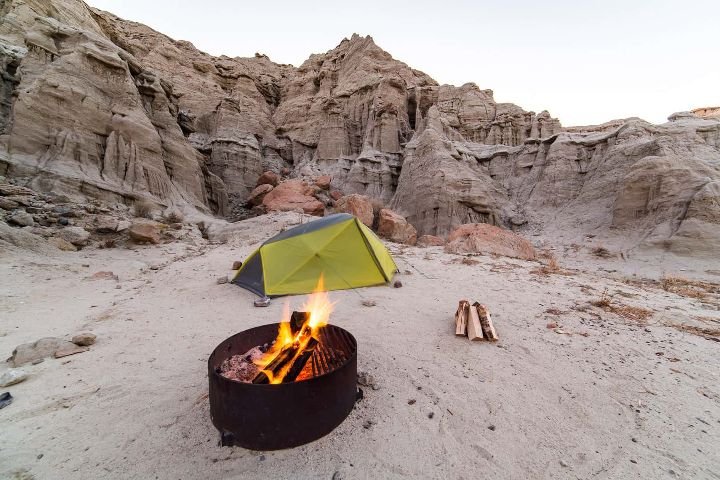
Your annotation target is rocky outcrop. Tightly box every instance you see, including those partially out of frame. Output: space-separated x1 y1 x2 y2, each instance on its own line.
445 224 536 260
0 0 718 257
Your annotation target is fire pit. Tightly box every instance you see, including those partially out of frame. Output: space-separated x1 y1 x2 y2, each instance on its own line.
208 281 358 450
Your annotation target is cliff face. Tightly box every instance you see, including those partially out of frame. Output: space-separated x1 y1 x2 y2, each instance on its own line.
1 0 718 255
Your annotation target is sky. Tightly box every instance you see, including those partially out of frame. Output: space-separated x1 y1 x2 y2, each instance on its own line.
86 0 719 126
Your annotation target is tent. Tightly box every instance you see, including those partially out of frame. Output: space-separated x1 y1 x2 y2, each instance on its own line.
232 213 397 297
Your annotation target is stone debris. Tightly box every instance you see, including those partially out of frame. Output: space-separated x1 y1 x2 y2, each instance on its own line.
9 338 77 366
0 369 28 387
71 333 97 347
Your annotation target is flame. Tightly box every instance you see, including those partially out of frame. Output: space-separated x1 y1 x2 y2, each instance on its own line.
254 275 334 384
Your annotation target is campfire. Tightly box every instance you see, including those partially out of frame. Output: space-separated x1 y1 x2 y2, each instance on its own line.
208 276 358 450
218 276 334 384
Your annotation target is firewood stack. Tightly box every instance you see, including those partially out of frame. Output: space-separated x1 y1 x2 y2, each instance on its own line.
454 300 499 342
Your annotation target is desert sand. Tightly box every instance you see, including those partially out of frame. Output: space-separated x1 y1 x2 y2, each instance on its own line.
1 212 719 479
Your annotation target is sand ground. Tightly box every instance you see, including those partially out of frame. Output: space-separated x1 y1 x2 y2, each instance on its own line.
1 213 719 479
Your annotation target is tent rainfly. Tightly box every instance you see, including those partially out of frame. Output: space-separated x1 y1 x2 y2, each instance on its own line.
232 213 397 297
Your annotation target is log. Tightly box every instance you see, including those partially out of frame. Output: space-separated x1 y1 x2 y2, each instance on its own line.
466 301 484 341
474 303 499 341
283 337 319 383
252 342 300 384
290 311 310 335
455 300 469 336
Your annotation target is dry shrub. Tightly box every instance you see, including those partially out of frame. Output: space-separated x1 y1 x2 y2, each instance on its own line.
460 257 480 266
661 274 710 299
590 289 653 322
591 245 613 258
133 199 155 219
163 208 184 224
545 307 565 315
672 323 720 338
531 254 568 276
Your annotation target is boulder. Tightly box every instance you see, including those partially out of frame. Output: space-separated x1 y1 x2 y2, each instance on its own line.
9 337 77 366
116 220 131 232
315 175 332 190
58 226 90 246
256 171 279 187
444 223 537 260
377 209 417 245
262 180 324 216
417 235 445 247
128 221 162 244
334 194 374 227
8 211 34 227
93 215 119 233
48 236 77 251
329 190 343 201
247 184 273 206
71 333 97 346
0 369 29 387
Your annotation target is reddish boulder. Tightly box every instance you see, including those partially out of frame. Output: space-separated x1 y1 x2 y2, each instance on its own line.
128 221 162 244
444 223 537 260
377 209 417 245
417 235 445 247
334 194 373 227
247 184 273 206
329 190 343 201
256 171 279 187
262 180 324 216
315 175 332 190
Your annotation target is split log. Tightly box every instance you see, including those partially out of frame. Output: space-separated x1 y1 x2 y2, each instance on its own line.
252 342 300 384
466 302 484 341
290 311 310 335
455 300 469 336
474 303 499 341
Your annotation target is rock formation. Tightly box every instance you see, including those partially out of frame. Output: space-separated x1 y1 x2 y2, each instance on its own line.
1 0 718 256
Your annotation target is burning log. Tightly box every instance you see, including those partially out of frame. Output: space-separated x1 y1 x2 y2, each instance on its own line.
455 300 469 336
466 301 485 341
253 312 319 384
474 302 499 341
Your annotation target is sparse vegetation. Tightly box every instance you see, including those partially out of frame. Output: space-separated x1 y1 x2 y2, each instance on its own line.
591 245 613 258
590 288 653 322
530 253 570 276
163 208 184 224
133 199 155 219
661 274 710 299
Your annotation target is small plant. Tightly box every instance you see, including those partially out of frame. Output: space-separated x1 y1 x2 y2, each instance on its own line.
591 245 613 258
591 288 612 308
163 208 184 224
133 199 155 219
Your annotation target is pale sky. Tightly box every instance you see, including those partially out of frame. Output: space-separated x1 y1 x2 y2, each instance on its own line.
86 0 719 127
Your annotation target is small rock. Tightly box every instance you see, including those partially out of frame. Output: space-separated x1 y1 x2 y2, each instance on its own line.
256 171 279 187
259 455 266 461
393 280 403 288
631 437 638 443
428 412 434 419
644 327 651 333
630 459 637 464
407 399 416 405
116 220 131 232
37 453 43 460
58 217 70 226
559 460 569 468
232 260 243 270
546 321 558 329
315 175 332 190
488 425 496 431
31 358 44 365
362 419 374 429
93 215 119 233
58 226 90 247
8 211 34 227
0 369 29 387
217 276 229 285
47 236 77 252
71 333 96 347
90 271 118 281
361 299 376 307
332 471 342 480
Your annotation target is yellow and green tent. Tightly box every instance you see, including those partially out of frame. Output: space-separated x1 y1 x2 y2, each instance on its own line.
232 213 397 297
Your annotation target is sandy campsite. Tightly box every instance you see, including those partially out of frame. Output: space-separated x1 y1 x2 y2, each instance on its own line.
1 212 719 479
